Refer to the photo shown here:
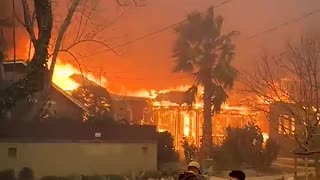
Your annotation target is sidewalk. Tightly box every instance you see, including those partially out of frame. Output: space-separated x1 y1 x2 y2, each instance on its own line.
209 172 311 180
210 174 290 180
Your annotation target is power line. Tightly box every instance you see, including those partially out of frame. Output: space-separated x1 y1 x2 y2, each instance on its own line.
77 64 191 81
76 3 320 82
247 8 320 40
79 0 235 59
83 4 320 59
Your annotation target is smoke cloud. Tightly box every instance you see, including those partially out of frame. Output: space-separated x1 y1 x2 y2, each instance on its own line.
0 0 13 22
0 0 30 59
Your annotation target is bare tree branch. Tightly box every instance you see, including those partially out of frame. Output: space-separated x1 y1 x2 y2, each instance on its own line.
59 49 86 87
116 0 146 7
57 1 126 58
64 39 121 56
21 0 37 44
49 0 82 83
78 1 97 41
242 36 320 155
73 0 88 43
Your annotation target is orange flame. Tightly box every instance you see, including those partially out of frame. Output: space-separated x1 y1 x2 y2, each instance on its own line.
117 85 192 98
25 44 107 91
182 112 190 137
52 60 80 91
51 60 108 91
262 132 269 142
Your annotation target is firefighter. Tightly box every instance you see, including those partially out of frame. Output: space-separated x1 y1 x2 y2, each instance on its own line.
178 161 204 180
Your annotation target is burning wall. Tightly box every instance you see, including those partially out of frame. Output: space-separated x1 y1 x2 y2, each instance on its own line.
147 101 268 149
112 87 266 149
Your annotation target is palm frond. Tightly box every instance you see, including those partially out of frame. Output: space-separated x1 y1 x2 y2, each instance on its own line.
184 85 198 107
173 9 237 113
213 64 238 88
212 31 239 88
211 84 228 113
213 15 223 38
172 39 195 73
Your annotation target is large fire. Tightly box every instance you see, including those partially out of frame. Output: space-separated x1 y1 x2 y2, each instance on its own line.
23 45 269 149
25 43 107 91
182 111 190 137
50 60 270 148
117 85 193 98
52 59 108 91
52 61 79 91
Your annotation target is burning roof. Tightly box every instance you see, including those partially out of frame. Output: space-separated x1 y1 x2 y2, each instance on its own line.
155 91 188 105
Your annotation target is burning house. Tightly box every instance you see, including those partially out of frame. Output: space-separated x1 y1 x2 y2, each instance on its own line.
0 27 269 148
1 60 86 121
0 57 269 148
145 98 268 149
110 88 269 149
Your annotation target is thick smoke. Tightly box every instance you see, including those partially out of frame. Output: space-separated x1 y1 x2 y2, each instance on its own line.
0 0 13 53
0 0 29 59
0 0 13 21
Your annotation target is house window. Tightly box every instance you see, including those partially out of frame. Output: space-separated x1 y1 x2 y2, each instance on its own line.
278 115 295 134
8 148 17 158
142 146 148 153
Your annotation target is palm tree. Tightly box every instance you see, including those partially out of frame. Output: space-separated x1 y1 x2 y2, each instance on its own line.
173 8 238 158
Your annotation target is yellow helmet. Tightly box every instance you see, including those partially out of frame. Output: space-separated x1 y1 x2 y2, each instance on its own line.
188 161 201 171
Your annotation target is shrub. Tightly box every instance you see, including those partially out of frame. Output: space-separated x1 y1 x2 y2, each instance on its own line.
0 169 15 180
211 124 279 171
181 137 198 163
41 177 58 180
104 175 126 180
157 131 179 166
88 175 106 180
142 170 162 179
260 138 280 168
40 176 74 180
18 167 34 180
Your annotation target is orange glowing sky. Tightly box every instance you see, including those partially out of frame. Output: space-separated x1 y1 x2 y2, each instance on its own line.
3 0 320 92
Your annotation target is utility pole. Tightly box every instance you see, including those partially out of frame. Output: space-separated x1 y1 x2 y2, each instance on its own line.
305 108 309 180
12 0 16 77
99 65 102 86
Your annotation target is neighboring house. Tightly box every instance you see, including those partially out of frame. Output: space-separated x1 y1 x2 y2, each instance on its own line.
2 60 86 121
0 122 157 178
70 74 149 124
268 102 317 157
111 94 149 125
269 102 296 156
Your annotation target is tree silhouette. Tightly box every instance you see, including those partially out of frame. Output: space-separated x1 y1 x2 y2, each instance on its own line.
173 8 238 158
157 131 178 166
72 87 113 123
243 36 320 178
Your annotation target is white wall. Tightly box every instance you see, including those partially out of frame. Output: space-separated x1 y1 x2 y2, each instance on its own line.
0 142 157 178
